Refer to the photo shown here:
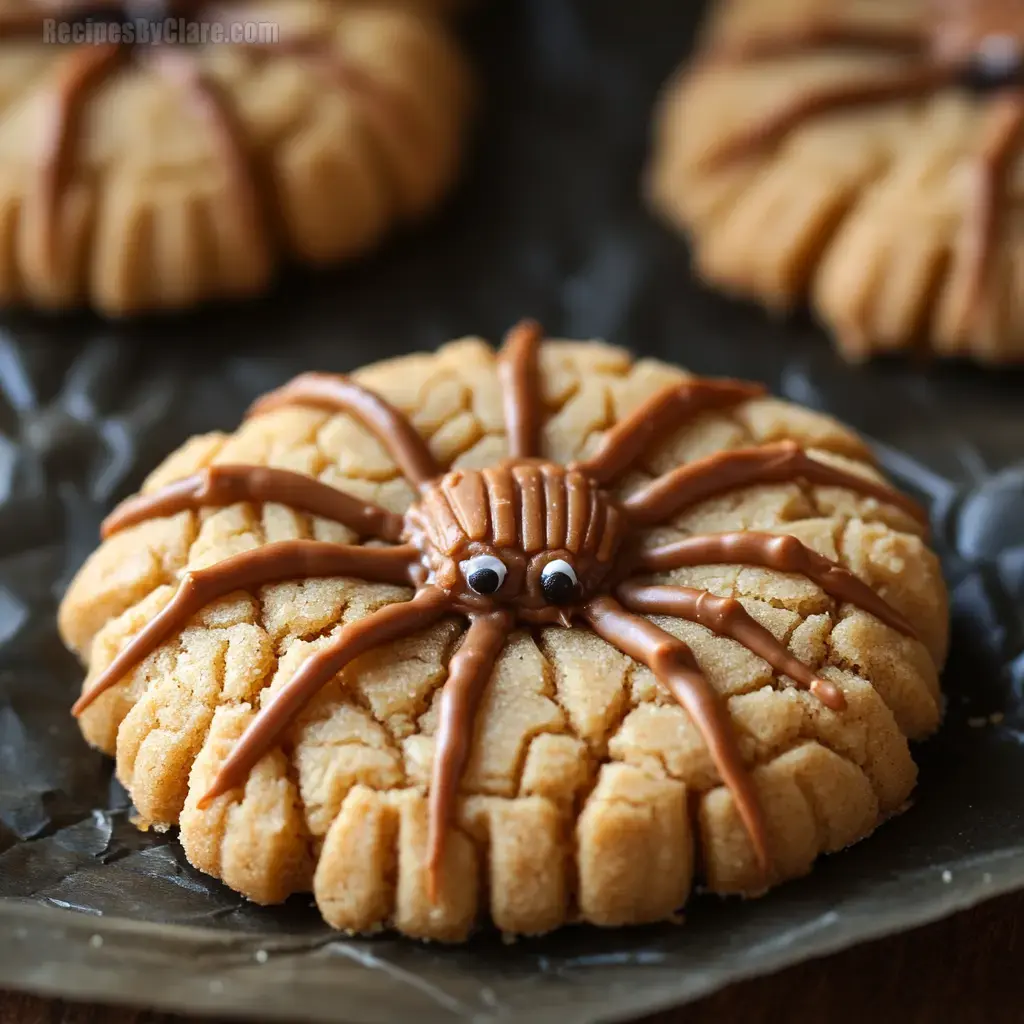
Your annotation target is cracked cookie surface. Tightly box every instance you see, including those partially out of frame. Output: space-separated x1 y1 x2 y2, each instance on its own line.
649 0 1024 363
59 335 948 941
0 0 471 316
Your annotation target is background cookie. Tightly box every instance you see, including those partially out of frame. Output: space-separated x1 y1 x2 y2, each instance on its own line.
59 332 947 941
648 0 1024 363
0 0 471 316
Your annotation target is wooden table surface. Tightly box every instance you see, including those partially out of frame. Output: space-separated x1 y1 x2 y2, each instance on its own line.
3 888 1023 1024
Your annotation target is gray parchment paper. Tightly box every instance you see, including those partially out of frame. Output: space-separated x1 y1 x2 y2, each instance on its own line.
1 1 1024 1021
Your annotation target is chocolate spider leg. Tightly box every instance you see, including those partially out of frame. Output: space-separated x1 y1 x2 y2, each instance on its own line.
584 595 772 877
616 580 845 710
71 540 420 715
101 465 405 542
623 440 928 528
569 378 764 486
636 531 918 638
149 46 275 258
234 36 419 153
247 374 441 490
498 319 544 460
235 36 375 86
426 609 512 901
962 88 1024 329
707 21 925 65
1 0 132 34
39 43 125 270
199 584 453 807
701 63 956 169
0 9 63 37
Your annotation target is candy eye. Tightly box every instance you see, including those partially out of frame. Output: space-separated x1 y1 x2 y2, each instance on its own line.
962 35 1024 91
540 559 579 605
462 555 507 596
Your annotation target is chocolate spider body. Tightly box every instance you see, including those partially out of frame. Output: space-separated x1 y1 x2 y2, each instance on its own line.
72 320 928 899
406 461 624 624
702 0 1024 326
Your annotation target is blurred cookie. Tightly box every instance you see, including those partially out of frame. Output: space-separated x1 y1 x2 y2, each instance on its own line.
649 0 1024 362
60 326 947 940
0 1 472 315
394 0 472 13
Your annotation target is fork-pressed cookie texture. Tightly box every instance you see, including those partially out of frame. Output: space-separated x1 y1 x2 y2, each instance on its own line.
649 0 1024 363
59 335 948 942
0 0 471 316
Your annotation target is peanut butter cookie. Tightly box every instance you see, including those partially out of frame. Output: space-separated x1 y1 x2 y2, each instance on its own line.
649 0 1024 363
59 323 948 941
0 0 471 316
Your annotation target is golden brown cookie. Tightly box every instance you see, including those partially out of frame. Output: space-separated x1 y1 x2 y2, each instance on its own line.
0 0 471 316
648 0 1024 363
59 323 948 941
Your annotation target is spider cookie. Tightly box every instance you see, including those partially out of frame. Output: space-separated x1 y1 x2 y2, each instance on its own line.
60 323 948 941
0 0 471 316
649 0 1024 363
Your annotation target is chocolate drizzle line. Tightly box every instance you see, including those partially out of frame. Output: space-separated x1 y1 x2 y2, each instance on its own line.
199 585 452 807
239 36 422 217
624 440 928 528
697 6 1024 331
247 372 441 489
70 541 419 716
73 318 931 900
637 531 918 639
40 43 124 271
101 465 405 542
702 64 955 170
571 377 765 485
426 609 512 899
498 319 544 460
616 581 846 711
148 47 272 262
708 21 923 63
583 595 772 875
965 88 1024 318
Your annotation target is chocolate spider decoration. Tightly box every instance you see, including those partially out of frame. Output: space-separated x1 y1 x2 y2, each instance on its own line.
72 321 927 898
699 0 1024 321
1 0 402 273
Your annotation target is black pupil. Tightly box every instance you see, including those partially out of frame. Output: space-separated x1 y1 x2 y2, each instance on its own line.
541 570 577 605
468 567 501 595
